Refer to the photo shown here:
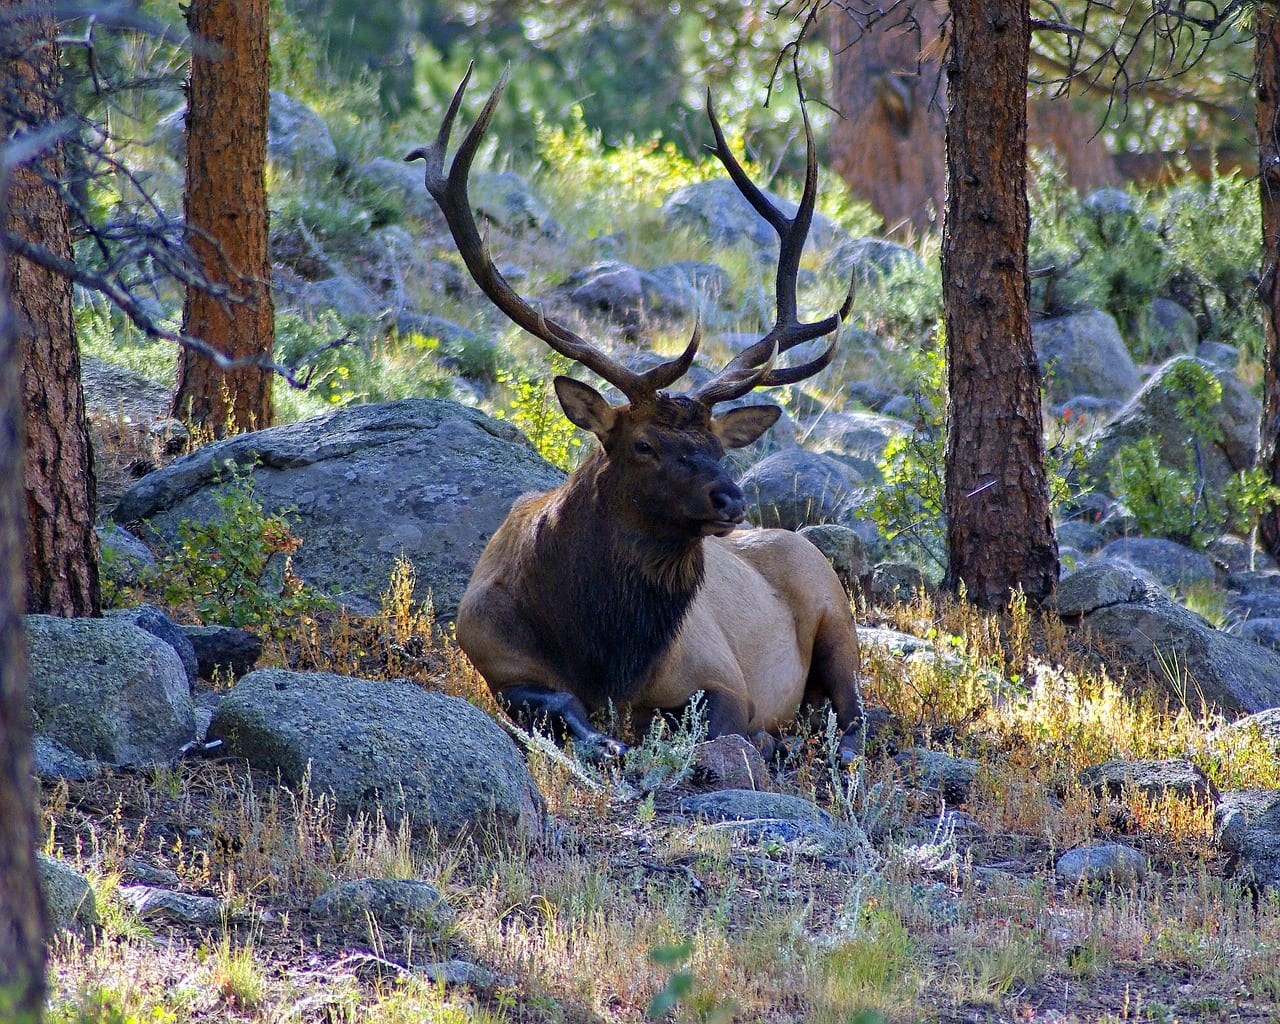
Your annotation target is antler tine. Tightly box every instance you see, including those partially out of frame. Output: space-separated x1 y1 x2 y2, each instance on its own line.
694 88 852 409
406 64 658 404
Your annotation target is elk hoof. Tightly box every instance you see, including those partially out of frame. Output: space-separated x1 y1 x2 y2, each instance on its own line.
579 734 628 764
838 730 865 766
749 731 778 760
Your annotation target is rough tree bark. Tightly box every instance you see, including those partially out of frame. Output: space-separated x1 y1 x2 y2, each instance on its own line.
827 5 947 236
1257 4 1280 557
172 0 274 435
942 0 1058 608
3 0 100 617
0 15 49 1016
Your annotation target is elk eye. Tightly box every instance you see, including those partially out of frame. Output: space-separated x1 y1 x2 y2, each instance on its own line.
633 439 655 457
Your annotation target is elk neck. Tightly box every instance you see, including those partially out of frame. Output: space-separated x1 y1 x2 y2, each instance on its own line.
526 448 707 705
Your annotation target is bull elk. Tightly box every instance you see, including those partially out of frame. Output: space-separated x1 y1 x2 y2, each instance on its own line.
406 66 864 761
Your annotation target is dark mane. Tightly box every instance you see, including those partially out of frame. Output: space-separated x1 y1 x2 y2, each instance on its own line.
519 451 705 706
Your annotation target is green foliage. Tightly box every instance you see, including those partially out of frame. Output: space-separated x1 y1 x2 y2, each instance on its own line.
493 357 586 471
645 938 734 1022
1109 438 1213 548
49 987 179 1024
646 939 696 1019
1111 440 1280 550
273 312 455 420
152 464 331 632
868 340 947 574
1159 173 1262 358
1107 361 1280 548
1028 163 1168 340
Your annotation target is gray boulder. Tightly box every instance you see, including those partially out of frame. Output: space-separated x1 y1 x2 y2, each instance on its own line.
1094 537 1216 592
738 449 867 530
180 625 262 681
26 615 196 766
662 178 847 256
565 260 698 323
119 886 226 926
869 561 929 604
894 748 978 804
1237 619 1280 652
1215 790 1280 889
268 91 338 174
112 399 565 619
798 523 873 596
1078 758 1218 803
105 604 198 687
1056 843 1148 888
1223 708 1280 749
38 855 98 936
1129 297 1198 362
1032 311 1141 404
679 788 873 859
803 410 913 482
97 524 157 589
310 878 454 933
295 274 379 319
357 156 445 223
470 171 560 237
1054 562 1280 714
830 237 924 284
1085 356 1259 500
208 669 546 844
155 91 337 174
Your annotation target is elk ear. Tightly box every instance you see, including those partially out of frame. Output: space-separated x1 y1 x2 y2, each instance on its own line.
554 376 617 439
712 404 781 449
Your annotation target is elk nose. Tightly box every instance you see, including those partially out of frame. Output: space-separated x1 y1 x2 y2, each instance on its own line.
710 481 746 522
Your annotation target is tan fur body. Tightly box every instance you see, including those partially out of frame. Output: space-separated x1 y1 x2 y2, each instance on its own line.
457 476 862 745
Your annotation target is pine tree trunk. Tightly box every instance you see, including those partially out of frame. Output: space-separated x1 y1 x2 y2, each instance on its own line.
942 0 1058 608
2 0 100 617
0 13 50 1015
826 5 947 236
172 0 274 435
1256 5 1280 557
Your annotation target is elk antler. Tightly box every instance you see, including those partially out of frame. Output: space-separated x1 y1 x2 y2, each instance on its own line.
406 63 699 407
692 90 856 409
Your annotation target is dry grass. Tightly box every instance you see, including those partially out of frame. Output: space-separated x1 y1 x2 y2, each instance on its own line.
40 578 1280 1024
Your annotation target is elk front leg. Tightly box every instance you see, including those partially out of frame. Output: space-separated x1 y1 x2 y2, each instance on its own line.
499 684 628 761
702 689 777 759
806 616 865 764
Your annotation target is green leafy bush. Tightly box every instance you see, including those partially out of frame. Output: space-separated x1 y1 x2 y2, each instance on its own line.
1107 361 1280 547
153 464 330 632
493 355 586 471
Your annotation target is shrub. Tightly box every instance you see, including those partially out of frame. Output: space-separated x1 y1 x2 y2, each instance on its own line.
152 463 330 632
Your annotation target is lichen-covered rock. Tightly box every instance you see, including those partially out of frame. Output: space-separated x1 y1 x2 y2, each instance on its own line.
1032 311 1141 404
310 878 454 933
1054 563 1280 714
113 399 565 619
1084 356 1259 503
1078 758 1218 804
1056 844 1148 888
208 670 545 844
26 615 196 766
38 854 98 936
738 449 867 530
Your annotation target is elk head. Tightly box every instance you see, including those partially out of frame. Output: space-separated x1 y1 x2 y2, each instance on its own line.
406 65 854 541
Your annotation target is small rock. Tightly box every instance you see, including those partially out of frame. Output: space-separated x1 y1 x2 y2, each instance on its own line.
1078 758 1218 804
309 878 454 934
1055 844 1148 888
38 854 99 936
691 735 774 792
118 885 226 926
414 959 498 988
894 748 979 805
